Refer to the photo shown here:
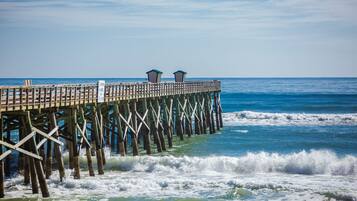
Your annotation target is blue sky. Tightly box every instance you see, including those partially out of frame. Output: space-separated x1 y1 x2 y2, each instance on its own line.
0 0 357 77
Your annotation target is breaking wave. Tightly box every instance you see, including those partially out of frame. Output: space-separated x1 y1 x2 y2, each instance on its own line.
223 111 357 126
102 150 356 176
4 150 357 200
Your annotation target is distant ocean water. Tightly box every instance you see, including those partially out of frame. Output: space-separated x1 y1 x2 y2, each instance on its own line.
1 78 357 201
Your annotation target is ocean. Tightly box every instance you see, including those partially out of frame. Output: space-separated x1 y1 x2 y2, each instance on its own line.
1 78 357 201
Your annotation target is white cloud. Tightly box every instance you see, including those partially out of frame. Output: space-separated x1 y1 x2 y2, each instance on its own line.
1 0 357 28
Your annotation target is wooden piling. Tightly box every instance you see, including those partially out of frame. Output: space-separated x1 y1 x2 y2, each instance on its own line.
149 100 162 152
24 112 50 197
0 116 4 198
49 112 65 181
141 99 151 154
214 92 220 130
92 106 104 175
113 102 126 156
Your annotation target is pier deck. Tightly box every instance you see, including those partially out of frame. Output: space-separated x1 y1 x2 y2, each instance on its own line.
0 80 223 198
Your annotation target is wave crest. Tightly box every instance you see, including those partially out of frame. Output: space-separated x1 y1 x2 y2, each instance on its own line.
223 111 357 126
104 150 357 176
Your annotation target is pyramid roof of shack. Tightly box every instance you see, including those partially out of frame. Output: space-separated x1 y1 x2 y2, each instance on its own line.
173 70 187 74
146 69 163 74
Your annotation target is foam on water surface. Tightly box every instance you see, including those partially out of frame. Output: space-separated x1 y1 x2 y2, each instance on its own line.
223 111 357 126
3 150 357 201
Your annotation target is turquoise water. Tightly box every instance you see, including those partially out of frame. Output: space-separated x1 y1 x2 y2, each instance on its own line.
1 78 357 201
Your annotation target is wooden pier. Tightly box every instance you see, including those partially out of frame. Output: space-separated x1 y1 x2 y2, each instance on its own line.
0 80 223 198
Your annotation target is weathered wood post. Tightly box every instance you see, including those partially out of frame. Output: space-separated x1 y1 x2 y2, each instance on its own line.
45 115 53 179
49 112 65 181
81 108 95 177
214 92 220 130
5 119 11 177
155 99 166 151
19 116 38 195
92 106 104 175
71 108 81 179
175 95 184 140
0 116 4 198
218 93 223 128
130 101 139 156
163 98 173 148
141 99 151 154
113 102 125 156
149 99 162 152
185 96 193 137
205 93 213 134
24 112 50 197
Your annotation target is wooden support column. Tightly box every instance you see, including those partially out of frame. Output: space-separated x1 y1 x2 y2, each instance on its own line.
113 102 125 156
45 118 53 179
149 100 162 152
98 107 106 166
92 106 104 175
210 93 216 133
184 96 193 137
0 116 4 198
155 99 166 151
193 95 201 135
24 113 50 198
199 94 207 134
129 101 139 156
65 110 74 170
214 92 220 130
49 112 65 181
5 119 11 177
205 93 213 134
77 107 94 177
141 99 151 154
20 116 30 185
175 96 184 140
163 98 173 148
70 108 80 179
110 115 116 153
18 123 24 174
218 93 223 128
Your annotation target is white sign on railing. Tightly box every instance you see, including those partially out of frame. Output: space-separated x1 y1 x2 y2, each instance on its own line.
97 80 105 103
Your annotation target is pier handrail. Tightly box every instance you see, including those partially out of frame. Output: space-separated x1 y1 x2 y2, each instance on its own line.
0 80 221 112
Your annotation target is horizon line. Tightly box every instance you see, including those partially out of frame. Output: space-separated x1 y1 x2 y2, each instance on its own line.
0 76 357 79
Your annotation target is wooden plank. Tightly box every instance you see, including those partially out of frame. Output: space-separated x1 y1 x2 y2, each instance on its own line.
32 127 63 146
36 126 59 149
0 132 42 161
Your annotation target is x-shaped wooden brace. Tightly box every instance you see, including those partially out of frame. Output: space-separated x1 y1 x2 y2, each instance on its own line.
198 97 205 118
76 120 90 153
0 131 41 161
77 108 91 150
218 95 223 113
36 126 61 149
164 99 174 126
189 101 200 121
150 103 163 130
178 99 191 122
136 110 150 136
119 112 136 140
32 127 63 149
94 112 104 146
0 124 64 161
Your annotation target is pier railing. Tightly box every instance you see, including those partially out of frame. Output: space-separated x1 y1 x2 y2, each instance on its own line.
0 81 221 112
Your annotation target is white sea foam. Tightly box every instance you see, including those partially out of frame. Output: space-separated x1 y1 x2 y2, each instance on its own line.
3 150 357 200
223 111 357 126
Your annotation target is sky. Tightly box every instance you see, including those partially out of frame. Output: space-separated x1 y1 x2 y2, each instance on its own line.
0 0 357 78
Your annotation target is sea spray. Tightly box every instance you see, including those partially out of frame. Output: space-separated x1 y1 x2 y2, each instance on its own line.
3 150 357 200
78 150 357 176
